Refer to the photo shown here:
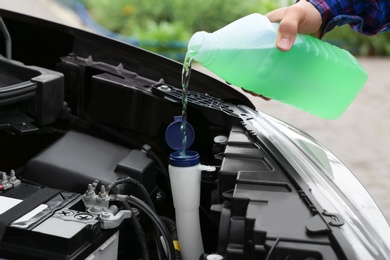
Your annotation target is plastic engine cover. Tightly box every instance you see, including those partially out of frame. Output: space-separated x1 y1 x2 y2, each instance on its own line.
213 126 341 259
22 131 156 194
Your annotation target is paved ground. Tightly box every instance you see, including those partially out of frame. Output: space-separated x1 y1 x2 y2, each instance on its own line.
1 0 390 223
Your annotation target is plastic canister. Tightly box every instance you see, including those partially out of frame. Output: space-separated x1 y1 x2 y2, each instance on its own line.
187 13 368 119
165 116 216 260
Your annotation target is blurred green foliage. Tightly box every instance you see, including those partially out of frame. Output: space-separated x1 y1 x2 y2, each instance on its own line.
80 0 390 58
82 0 287 60
323 25 390 56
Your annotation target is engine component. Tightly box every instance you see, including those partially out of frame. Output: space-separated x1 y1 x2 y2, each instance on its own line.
0 170 21 191
82 180 110 214
100 210 132 229
0 57 63 133
213 126 341 259
22 131 157 194
0 182 119 260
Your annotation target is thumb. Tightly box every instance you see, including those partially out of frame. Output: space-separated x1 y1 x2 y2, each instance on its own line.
267 8 299 52
266 1 323 51
276 19 299 51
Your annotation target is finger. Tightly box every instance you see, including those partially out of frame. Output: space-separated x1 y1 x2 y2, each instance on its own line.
267 7 301 51
266 1 323 51
266 8 288 23
311 30 322 38
276 18 299 51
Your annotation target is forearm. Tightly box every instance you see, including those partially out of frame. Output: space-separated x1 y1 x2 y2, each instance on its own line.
309 0 390 35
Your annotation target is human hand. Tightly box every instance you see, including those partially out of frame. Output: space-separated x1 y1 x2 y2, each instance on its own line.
266 0 323 51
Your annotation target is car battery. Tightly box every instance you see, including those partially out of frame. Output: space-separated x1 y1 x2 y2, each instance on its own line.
0 181 119 260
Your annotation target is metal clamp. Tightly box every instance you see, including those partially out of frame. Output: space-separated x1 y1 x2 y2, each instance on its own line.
100 210 132 229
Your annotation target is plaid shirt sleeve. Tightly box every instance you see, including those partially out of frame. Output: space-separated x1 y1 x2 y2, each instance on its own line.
308 0 390 36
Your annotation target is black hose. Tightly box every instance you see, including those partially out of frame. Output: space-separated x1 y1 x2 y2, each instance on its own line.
160 216 182 260
143 146 170 179
0 16 11 59
108 177 166 258
160 216 176 235
122 202 151 260
107 176 155 210
127 196 175 260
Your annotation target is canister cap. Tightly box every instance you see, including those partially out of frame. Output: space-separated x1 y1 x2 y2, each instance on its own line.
165 116 195 151
169 150 200 167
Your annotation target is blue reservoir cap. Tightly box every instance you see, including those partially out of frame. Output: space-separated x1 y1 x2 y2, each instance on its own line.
165 116 195 151
169 150 199 167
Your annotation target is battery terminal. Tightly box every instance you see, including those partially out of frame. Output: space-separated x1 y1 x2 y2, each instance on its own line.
1 170 21 191
82 180 110 213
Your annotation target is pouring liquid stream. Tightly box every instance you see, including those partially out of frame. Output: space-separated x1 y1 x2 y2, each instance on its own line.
180 52 193 156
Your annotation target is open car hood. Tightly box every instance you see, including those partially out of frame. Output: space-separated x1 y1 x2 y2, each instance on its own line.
0 8 389 260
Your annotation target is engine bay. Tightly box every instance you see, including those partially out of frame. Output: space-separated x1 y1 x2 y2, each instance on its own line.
0 52 345 259
0 9 362 260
